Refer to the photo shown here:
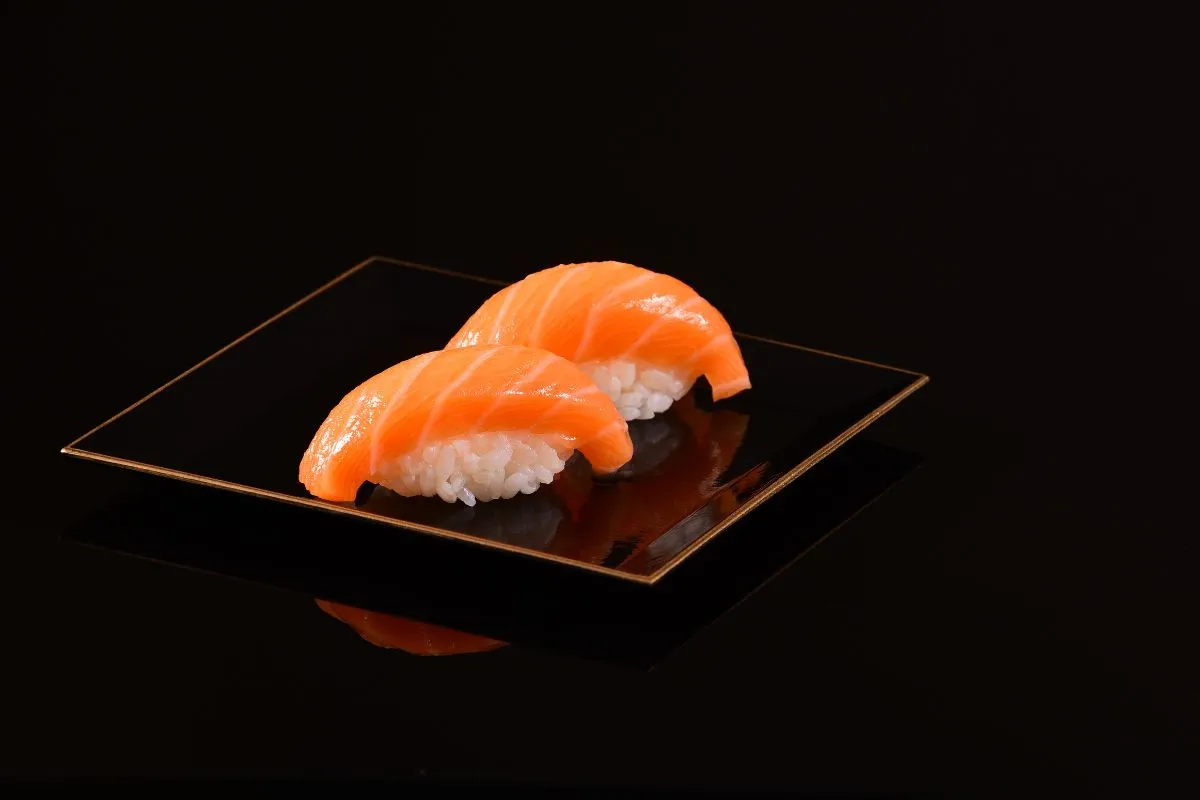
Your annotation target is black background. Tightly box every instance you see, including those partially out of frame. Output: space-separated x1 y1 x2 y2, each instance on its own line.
4 2 1196 793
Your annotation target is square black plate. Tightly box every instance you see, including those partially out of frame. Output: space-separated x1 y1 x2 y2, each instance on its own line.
62 256 927 584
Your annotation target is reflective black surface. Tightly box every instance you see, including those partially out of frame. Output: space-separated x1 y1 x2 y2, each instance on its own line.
66 258 923 578
63 437 920 668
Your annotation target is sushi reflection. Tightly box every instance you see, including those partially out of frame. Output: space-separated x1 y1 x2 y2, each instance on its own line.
349 391 758 576
551 393 758 571
316 600 507 656
607 411 689 481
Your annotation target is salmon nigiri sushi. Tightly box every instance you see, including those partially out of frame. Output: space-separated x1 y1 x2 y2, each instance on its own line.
446 261 751 422
299 345 633 505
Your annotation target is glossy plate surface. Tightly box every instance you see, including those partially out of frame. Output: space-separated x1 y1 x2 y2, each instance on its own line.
64 437 922 668
63 257 927 583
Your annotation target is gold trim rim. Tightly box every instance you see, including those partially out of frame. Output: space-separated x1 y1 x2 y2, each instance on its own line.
60 255 929 586
648 373 927 581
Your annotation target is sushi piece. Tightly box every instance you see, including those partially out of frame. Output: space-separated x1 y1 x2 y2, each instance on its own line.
446 261 751 422
299 345 633 505
316 600 507 655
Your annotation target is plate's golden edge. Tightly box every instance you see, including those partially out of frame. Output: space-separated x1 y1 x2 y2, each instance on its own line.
370 255 510 287
644 373 928 583
59 446 657 584
59 254 930 585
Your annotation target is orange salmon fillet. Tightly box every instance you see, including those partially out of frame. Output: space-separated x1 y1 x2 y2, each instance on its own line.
446 261 751 400
299 345 633 501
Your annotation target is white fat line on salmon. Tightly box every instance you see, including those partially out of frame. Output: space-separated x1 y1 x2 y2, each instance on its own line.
527 265 585 349
620 294 703 361
469 353 558 434
486 285 519 345
686 332 732 367
414 348 503 452
574 417 630 451
369 353 436 474
526 383 602 434
571 271 657 361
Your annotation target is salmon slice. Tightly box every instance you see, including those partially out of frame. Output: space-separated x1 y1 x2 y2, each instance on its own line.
446 261 751 402
299 345 633 502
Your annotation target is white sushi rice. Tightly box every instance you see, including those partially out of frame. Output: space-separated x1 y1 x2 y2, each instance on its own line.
580 359 691 421
371 431 567 506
